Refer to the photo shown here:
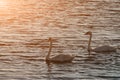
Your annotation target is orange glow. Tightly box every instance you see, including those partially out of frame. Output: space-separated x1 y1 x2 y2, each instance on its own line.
0 0 9 8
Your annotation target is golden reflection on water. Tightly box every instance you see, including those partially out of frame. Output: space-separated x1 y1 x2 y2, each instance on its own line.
0 0 35 26
0 0 10 12
0 0 119 80
0 0 8 7
0 0 22 12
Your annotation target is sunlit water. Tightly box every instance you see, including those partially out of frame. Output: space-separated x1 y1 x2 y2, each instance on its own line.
0 0 120 80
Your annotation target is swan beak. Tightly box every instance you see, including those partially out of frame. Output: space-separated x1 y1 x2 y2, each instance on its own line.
85 33 87 35
85 32 88 35
84 31 92 35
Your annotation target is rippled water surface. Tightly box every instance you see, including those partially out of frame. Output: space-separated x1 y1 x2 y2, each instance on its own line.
0 0 120 80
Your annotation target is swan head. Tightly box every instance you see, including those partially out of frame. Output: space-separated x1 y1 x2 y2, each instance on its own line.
85 31 92 35
48 37 52 41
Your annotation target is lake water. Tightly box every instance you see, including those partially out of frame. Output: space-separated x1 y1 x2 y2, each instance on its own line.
0 0 120 80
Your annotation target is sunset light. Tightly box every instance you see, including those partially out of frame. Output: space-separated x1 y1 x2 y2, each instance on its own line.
0 0 8 8
0 0 119 80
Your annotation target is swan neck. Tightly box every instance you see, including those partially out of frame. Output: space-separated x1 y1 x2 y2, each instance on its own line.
46 39 52 61
88 33 92 51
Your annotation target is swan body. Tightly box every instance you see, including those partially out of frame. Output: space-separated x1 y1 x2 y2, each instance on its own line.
46 54 75 63
85 31 116 54
92 45 116 53
46 38 75 63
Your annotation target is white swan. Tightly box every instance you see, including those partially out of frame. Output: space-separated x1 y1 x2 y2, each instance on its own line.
85 31 116 54
45 37 75 63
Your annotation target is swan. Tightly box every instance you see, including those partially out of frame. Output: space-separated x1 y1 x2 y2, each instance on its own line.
45 37 75 63
85 31 116 54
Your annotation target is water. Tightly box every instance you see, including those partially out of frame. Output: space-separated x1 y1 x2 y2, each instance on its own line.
0 0 120 80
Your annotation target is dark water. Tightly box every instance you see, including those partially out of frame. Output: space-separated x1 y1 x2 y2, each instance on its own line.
0 0 120 80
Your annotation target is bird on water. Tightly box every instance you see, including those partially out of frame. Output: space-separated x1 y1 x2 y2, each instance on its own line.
85 31 116 55
45 37 75 63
